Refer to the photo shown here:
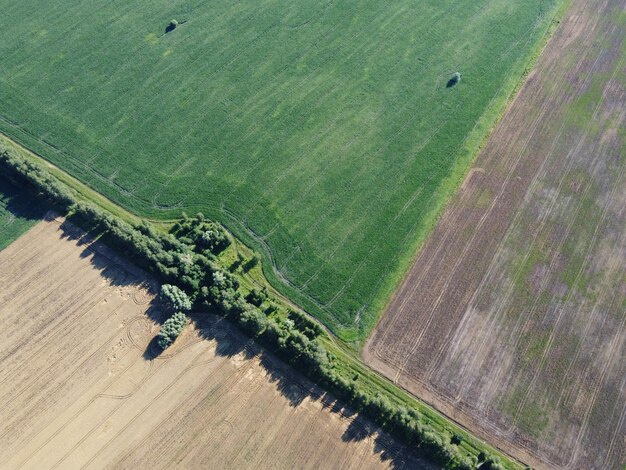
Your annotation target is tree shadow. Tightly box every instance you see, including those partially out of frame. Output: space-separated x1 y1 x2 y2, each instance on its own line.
446 77 459 88
59 218 89 243
342 413 377 442
195 314 256 360
50 216 437 469
256 351 323 408
340 411 436 468
57 219 131 288
4 195 47 223
143 335 163 360
0 175 48 223
52 217 174 360
189 312 438 469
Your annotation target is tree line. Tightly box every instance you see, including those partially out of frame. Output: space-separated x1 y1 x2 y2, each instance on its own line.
0 148 506 469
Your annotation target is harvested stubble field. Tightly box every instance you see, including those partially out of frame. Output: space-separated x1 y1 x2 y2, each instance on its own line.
365 0 626 468
0 0 561 340
0 216 433 470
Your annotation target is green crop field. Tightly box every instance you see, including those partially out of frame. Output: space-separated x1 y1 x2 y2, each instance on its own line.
0 0 559 341
0 177 46 250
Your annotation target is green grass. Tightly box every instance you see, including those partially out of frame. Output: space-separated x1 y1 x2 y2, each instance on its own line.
0 134 525 469
0 0 560 341
0 176 46 250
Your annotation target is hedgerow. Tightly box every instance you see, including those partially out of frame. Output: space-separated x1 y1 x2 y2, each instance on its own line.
0 147 489 469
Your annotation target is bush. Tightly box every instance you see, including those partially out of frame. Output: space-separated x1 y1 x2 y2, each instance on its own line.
238 306 268 337
287 309 323 339
229 252 245 272
211 269 238 290
165 19 178 33
171 214 230 255
157 311 188 349
447 72 461 88
160 284 192 311
0 148 75 208
481 457 504 470
245 288 266 307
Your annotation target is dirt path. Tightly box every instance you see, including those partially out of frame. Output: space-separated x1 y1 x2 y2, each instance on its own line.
364 0 626 468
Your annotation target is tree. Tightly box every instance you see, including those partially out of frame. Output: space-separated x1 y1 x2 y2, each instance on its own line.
160 284 192 311
238 306 268 337
170 214 230 255
157 311 189 349
198 223 229 253
245 288 266 307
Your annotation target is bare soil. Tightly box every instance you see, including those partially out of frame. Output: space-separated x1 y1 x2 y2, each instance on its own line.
0 215 432 470
365 0 626 468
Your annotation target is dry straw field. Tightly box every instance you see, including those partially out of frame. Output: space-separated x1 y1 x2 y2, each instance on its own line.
365 0 626 468
0 216 432 470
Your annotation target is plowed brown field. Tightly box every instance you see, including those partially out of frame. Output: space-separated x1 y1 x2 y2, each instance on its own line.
365 0 626 468
0 216 432 470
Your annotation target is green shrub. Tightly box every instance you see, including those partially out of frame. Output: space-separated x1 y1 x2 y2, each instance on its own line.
481 457 505 470
245 288 266 307
288 309 323 339
447 72 461 88
238 306 268 337
171 213 230 255
160 284 192 311
165 19 178 33
157 311 188 349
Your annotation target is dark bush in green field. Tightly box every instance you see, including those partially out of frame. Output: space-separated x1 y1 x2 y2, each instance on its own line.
157 311 188 349
480 456 505 470
229 252 245 272
447 72 461 88
165 19 178 33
